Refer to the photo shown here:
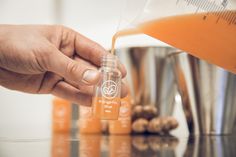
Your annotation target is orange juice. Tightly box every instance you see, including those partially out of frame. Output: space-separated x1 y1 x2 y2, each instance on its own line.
109 95 131 134
93 97 121 120
111 28 141 54
109 135 131 157
79 134 101 157
112 11 236 73
51 132 70 157
79 106 102 134
52 97 71 132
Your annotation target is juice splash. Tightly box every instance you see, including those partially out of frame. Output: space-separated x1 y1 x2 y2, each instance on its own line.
111 11 236 73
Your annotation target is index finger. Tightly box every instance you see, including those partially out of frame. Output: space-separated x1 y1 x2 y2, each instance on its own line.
74 32 106 66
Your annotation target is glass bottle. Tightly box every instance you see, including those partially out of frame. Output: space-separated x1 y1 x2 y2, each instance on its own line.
92 54 122 120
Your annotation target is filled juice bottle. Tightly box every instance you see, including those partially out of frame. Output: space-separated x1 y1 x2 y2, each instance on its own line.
109 94 132 135
52 97 71 132
79 106 102 134
112 11 236 74
92 55 122 120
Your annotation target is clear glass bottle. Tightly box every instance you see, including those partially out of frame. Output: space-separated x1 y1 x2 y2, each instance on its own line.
92 54 122 120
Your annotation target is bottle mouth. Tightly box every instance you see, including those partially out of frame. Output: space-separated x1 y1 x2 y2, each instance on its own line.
102 54 118 61
101 54 118 68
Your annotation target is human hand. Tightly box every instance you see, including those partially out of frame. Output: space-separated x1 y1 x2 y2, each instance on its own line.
0 25 127 106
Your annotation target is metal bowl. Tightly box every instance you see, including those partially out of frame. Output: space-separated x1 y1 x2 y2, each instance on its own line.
170 52 236 135
116 46 177 116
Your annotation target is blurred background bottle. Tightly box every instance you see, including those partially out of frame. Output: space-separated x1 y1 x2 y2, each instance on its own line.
52 97 71 132
109 87 132 134
79 106 102 134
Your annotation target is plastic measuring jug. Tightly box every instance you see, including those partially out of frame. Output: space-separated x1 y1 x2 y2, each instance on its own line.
113 0 236 73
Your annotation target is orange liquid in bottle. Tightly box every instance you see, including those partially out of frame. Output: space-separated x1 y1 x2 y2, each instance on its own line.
112 11 236 73
93 97 121 120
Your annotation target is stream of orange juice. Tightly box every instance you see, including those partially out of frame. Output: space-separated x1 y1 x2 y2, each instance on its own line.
111 11 236 73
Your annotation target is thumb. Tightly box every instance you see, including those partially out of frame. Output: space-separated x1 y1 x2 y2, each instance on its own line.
47 49 100 85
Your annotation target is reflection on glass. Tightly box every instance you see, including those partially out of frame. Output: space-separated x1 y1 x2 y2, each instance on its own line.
51 132 70 157
51 133 236 157
183 136 236 157
131 135 179 157
79 134 101 157
109 135 131 157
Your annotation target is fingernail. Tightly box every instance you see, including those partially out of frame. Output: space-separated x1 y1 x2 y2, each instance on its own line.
82 69 99 85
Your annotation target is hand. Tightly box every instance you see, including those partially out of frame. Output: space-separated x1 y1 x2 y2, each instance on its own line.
0 25 127 106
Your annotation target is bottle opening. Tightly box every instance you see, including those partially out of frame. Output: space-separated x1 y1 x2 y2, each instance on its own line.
101 54 118 68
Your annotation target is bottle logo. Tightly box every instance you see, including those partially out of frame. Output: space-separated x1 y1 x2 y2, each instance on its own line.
101 80 117 99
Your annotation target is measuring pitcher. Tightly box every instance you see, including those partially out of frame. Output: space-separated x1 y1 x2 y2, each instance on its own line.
114 0 236 73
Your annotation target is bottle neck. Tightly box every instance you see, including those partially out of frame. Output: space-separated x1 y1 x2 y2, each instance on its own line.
101 54 118 69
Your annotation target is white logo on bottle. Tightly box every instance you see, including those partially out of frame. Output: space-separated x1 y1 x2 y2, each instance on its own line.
101 80 118 99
